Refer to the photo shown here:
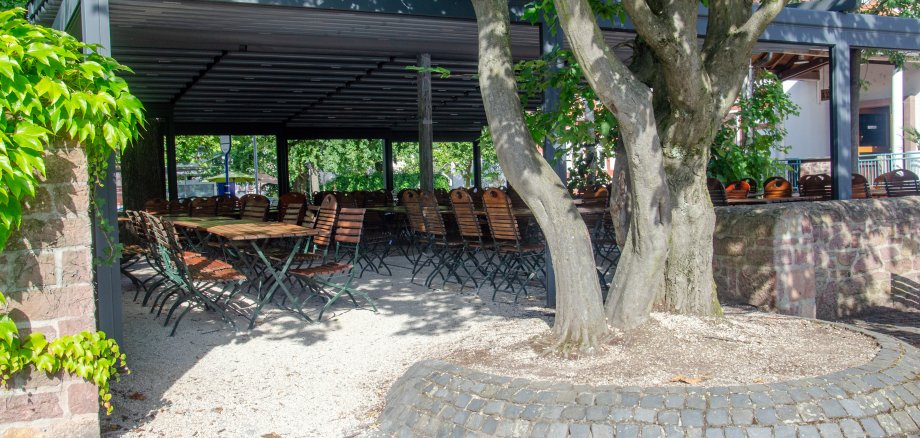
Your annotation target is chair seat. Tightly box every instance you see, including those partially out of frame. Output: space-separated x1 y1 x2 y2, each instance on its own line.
497 243 544 253
289 262 352 277
191 266 246 282
182 251 232 272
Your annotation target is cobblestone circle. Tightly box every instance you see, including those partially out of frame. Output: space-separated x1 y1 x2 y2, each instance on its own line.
376 323 920 437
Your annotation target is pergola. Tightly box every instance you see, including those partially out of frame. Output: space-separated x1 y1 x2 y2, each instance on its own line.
27 0 920 342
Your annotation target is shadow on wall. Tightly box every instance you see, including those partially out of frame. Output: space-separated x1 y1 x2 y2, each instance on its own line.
713 197 920 320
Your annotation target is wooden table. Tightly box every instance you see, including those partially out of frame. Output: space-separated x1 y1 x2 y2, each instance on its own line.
167 216 319 328
726 195 823 205
210 222 319 328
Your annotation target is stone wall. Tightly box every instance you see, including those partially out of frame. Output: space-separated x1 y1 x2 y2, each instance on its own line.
0 141 99 437
714 197 920 319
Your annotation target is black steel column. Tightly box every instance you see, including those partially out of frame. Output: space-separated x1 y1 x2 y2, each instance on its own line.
472 139 482 188
166 114 178 200
276 132 290 195
540 19 565 308
830 43 853 200
82 0 122 344
383 138 395 193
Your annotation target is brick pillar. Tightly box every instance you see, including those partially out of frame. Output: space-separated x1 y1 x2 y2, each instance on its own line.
0 141 100 436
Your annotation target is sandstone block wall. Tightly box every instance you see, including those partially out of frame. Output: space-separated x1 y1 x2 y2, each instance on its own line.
0 142 99 437
714 197 920 319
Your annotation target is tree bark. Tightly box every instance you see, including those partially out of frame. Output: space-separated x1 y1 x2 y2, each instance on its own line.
121 122 165 211
557 0 787 325
472 0 608 353
609 139 630 248
554 0 671 330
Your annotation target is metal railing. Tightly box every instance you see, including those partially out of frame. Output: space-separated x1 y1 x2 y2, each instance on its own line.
779 151 920 191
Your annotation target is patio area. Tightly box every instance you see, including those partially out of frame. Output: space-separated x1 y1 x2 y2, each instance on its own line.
103 260 552 437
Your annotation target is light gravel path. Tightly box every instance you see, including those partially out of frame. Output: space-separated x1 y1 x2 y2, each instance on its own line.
103 262 545 438
104 260 880 438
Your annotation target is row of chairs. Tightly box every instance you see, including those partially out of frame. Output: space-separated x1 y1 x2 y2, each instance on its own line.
708 169 920 206
402 188 545 302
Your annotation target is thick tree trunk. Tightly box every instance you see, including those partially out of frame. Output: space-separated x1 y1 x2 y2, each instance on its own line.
658 166 720 315
472 0 608 354
553 0 671 330
121 122 165 211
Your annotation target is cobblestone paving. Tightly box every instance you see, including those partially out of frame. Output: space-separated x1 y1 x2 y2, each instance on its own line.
846 308 920 348
377 324 920 437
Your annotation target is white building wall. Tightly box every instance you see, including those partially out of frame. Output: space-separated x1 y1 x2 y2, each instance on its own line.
779 79 831 160
780 63 920 159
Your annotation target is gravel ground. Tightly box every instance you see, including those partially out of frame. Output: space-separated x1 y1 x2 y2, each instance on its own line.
443 308 879 387
104 260 878 437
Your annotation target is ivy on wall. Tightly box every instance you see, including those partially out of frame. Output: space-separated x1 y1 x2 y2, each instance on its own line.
0 8 143 413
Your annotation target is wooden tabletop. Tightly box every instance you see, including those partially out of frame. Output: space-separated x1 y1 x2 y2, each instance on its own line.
166 216 316 240
727 195 823 205
206 222 319 241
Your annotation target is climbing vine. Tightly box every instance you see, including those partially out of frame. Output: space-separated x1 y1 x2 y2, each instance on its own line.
708 70 800 184
0 8 142 413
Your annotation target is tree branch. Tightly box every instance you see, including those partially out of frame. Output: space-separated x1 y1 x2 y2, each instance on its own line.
621 0 707 117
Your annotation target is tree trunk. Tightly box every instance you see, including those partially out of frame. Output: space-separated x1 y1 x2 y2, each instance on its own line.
553 0 672 330
609 139 630 248
658 165 720 315
472 0 608 354
121 122 165 211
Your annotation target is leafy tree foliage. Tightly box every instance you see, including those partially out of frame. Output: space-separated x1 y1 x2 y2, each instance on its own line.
708 70 800 184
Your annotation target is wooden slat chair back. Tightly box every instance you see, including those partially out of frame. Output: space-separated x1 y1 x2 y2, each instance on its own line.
763 177 793 199
450 188 483 240
434 188 451 206
580 185 610 208
725 180 751 200
278 192 308 223
420 191 448 237
852 173 872 199
799 174 832 200
336 191 359 208
396 189 413 206
706 178 728 206
144 198 170 214
400 189 427 234
483 188 522 244
878 169 920 197
304 205 320 228
240 195 270 221
334 208 366 245
279 203 306 225
313 194 339 248
176 198 192 215
741 177 758 193
216 194 240 217
190 197 218 217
